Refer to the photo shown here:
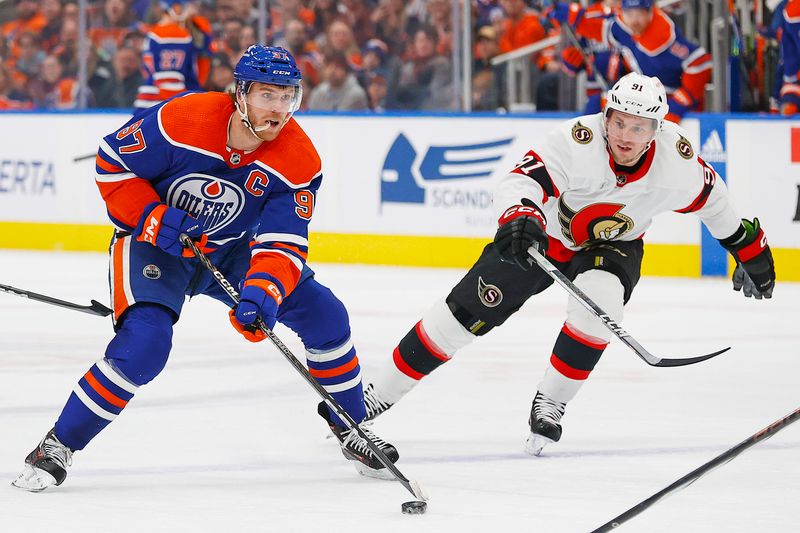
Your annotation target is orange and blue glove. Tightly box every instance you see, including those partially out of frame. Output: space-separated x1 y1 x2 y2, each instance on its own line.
229 273 284 342
134 202 207 257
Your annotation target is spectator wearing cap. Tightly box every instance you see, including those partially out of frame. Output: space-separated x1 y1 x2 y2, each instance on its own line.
307 51 369 111
472 25 501 110
357 37 400 105
395 24 454 110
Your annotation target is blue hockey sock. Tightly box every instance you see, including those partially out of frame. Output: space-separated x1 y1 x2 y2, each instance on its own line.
307 339 365 426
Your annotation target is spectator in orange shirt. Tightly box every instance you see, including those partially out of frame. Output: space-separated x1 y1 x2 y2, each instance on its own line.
2 0 47 60
0 63 33 109
498 0 546 53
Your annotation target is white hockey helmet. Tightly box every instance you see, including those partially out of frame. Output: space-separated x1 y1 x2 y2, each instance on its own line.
604 72 668 130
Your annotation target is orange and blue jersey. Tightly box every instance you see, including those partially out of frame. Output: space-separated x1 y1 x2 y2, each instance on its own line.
134 17 212 110
95 91 321 298
566 5 712 121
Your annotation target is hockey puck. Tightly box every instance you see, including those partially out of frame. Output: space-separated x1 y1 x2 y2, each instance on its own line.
401 501 427 515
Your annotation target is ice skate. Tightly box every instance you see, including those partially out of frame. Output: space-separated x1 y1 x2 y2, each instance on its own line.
318 402 399 480
525 392 566 456
12 428 73 492
363 383 394 421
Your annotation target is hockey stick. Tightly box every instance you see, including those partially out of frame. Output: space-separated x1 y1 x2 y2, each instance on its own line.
527 248 730 367
73 152 95 163
180 234 427 502
0 283 112 317
591 406 800 532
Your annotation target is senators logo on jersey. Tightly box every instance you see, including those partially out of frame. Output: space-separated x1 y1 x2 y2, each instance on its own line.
558 198 634 247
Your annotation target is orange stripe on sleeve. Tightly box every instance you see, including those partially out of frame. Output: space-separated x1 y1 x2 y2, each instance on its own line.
95 154 125 174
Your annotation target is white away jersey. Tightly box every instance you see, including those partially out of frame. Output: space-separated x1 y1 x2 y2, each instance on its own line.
494 113 742 252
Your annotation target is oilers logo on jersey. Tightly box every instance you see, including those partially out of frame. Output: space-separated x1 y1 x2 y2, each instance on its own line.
166 174 245 234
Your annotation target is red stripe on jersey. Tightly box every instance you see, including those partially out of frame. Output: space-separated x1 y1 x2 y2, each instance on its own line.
550 353 591 380
393 346 424 380
792 128 800 163
308 357 359 379
84 370 129 408
415 321 451 362
561 323 608 350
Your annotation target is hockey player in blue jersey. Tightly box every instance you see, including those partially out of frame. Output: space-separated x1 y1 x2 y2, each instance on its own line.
12 45 400 492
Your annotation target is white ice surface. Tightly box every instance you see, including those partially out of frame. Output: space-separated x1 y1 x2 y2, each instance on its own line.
0 250 798 533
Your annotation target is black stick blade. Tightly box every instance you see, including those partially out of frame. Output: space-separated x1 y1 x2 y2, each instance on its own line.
652 346 731 367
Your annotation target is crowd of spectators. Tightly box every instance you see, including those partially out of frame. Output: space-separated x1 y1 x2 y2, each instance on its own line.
0 0 795 115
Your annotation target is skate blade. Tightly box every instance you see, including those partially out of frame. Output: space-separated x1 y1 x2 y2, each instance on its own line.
353 461 395 481
11 464 58 492
524 433 554 456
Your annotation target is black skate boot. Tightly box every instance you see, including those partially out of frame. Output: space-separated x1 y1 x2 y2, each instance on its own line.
317 402 399 480
12 428 73 492
363 383 394 421
525 391 566 456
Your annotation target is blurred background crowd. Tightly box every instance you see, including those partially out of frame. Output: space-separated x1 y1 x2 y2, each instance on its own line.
0 0 797 118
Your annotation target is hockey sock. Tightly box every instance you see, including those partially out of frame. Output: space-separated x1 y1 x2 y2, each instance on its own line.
54 358 139 451
307 338 365 426
538 323 607 404
372 299 474 404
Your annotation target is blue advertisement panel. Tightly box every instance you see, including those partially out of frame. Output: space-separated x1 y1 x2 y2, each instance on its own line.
698 115 729 276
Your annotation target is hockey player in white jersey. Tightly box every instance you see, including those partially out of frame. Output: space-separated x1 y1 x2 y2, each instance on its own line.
362 72 776 455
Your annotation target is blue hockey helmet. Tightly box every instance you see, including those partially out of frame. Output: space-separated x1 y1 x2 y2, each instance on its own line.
160 0 188 20
233 45 304 135
621 0 654 9
234 45 303 91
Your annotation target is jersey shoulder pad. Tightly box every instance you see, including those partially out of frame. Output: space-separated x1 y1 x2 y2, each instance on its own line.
158 92 232 154
556 113 603 147
786 0 800 22
148 22 192 41
634 9 676 55
659 120 697 162
189 15 213 34
253 118 322 188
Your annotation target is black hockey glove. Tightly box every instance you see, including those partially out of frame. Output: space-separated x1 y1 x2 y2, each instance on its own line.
720 218 775 300
494 198 548 271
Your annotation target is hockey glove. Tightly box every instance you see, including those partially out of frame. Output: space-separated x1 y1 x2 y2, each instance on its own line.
721 218 775 299
494 198 548 271
230 274 284 341
561 46 585 76
134 202 207 257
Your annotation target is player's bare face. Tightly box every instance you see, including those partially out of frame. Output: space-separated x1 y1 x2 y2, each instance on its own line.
621 8 652 35
605 110 656 165
243 83 297 141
